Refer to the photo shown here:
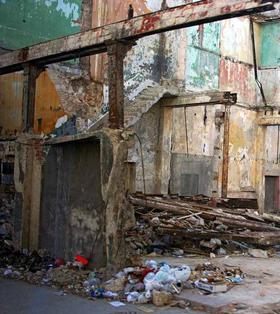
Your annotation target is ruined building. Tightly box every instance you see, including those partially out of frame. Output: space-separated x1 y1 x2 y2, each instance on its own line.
0 0 279 268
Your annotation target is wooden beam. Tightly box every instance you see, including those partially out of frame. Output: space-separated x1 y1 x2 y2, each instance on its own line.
160 91 237 108
258 116 280 126
107 42 131 128
221 105 231 198
22 65 42 132
0 0 276 75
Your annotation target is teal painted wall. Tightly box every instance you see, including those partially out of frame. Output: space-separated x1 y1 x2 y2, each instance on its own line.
185 22 221 89
260 21 280 68
0 0 82 50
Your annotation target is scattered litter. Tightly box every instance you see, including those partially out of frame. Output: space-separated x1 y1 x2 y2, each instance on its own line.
109 301 126 307
75 255 89 266
55 115 68 129
54 291 67 296
194 281 228 293
4 268 13 276
192 262 244 294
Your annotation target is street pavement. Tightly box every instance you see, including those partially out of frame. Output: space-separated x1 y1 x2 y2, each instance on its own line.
0 278 204 314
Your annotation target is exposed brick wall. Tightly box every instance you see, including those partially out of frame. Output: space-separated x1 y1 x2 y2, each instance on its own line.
47 65 104 122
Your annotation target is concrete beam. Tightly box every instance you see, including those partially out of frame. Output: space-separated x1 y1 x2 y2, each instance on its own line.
0 0 276 75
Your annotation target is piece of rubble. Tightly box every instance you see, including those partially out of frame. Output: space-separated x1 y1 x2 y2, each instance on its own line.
194 281 228 293
152 290 172 307
103 276 126 292
248 248 268 258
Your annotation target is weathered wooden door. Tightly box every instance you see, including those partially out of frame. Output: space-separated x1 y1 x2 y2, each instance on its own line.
265 176 280 213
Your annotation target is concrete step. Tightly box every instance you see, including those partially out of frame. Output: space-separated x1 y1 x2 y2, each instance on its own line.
124 82 179 128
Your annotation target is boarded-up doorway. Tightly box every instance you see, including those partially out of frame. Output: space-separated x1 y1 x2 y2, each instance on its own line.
40 138 105 268
265 176 280 213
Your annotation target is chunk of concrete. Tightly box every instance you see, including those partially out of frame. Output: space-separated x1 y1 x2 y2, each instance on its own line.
248 249 268 258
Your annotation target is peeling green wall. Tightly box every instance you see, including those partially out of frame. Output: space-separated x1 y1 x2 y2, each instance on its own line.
0 0 82 50
185 22 221 89
260 21 280 68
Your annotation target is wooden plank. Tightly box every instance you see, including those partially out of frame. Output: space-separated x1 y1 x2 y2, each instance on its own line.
157 227 280 246
216 216 280 231
0 0 276 74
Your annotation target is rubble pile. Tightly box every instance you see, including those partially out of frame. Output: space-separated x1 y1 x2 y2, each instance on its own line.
192 262 244 293
126 194 280 259
0 190 14 239
0 239 90 296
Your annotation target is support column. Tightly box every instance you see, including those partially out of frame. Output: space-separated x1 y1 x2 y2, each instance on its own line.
255 124 266 213
22 64 42 132
155 106 165 194
19 64 43 248
221 104 231 198
107 41 131 129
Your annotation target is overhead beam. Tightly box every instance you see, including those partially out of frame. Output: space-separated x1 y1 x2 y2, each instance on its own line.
161 91 237 108
0 0 276 75
258 116 280 126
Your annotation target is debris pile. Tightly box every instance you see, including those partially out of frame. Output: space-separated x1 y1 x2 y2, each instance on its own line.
192 262 244 293
83 259 244 307
0 239 90 296
0 190 14 239
2 236 245 307
126 194 280 259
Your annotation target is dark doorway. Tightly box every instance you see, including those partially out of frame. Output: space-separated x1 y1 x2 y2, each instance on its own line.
40 138 105 268
265 176 280 213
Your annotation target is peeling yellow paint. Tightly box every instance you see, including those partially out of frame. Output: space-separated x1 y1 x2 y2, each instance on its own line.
0 71 65 135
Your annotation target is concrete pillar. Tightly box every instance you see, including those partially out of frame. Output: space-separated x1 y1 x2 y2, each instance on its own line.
255 125 266 213
14 135 43 249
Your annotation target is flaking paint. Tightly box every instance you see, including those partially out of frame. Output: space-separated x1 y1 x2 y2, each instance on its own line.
0 71 65 135
0 0 81 49
260 21 280 68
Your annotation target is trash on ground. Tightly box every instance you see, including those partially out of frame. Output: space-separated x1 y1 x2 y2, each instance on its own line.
109 301 126 307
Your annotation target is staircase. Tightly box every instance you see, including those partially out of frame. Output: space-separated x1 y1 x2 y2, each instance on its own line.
88 82 179 131
124 82 179 128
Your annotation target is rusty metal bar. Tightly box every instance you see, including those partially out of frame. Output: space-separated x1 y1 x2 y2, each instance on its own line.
107 41 131 128
0 0 276 75
221 104 231 198
22 65 42 132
